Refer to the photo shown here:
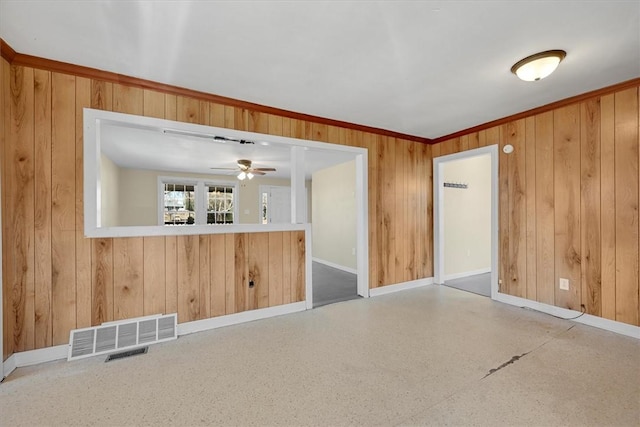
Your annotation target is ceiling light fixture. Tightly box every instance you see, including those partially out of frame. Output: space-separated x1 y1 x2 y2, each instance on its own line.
238 171 247 180
511 50 566 81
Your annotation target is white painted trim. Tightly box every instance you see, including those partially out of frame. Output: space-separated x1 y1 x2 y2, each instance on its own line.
495 292 640 339
305 226 314 310
355 152 369 298
433 145 499 301
177 302 307 336
2 302 308 377
369 278 434 297
312 257 357 275
444 267 491 281
3 354 16 379
84 108 368 238
2 344 68 378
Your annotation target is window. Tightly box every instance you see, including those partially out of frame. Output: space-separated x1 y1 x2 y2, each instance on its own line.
160 178 237 225
207 185 235 224
163 183 196 225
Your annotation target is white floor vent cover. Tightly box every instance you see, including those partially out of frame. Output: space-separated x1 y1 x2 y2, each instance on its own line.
68 313 177 361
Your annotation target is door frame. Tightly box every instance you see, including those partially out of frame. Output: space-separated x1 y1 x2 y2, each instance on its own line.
433 145 499 299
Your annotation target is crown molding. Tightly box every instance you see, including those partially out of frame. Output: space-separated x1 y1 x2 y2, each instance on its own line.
0 39 17 63
0 38 431 144
431 77 640 144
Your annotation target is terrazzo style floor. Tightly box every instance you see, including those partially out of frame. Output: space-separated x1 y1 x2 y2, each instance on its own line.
1 285 638 426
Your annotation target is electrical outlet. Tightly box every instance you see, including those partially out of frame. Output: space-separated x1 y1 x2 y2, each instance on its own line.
559 278 569 291
352 247 356 255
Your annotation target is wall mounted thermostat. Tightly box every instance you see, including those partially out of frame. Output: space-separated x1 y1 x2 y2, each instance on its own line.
503 144 514 154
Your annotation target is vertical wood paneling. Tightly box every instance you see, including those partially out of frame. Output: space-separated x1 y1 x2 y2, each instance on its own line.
248 233 269 309
234 233 248 312
165 236 178 315
525 116 537 301
177 96 200 124
291 231 305 302
113 238 144 321
281 231 292 304
249 111 268 134
580 99 602 316
268 232 283 307
33 68 52 348
51 72 76 345
113 83 142 115
90 80 112 111
1 58 10 359
535 112 555 305
504 120 526 298
614 88 639 325
9 65 35 351
224 233 236 314
177 235 200 322
143 237 166 316
554 105 581 310
424 143 434 277
209 234 226 317
199 235 210 319
75 77 92 329
395 139 406 283
600 94 616 320
143 90 165 119
5 55 640 360
165 94 177 121
210 103 225 128
91 238 113 325
498 125 509 292
382 136 396 285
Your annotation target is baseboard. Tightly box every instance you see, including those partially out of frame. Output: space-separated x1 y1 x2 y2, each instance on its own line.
495 293 640 339
2 344 68 379
1 302 307 378
444 267 491 281
369 277 434 297
312 257 357 275
3 353 16 378
177 301 307 336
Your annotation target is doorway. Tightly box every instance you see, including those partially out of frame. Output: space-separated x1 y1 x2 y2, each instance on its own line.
433 145 499 299
310 159 360 307
260 185 292 224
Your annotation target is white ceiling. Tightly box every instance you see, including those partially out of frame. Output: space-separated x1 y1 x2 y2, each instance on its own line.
100 121 358 179
1 1 639 140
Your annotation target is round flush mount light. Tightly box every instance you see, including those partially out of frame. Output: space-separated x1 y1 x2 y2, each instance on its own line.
511 50 566 81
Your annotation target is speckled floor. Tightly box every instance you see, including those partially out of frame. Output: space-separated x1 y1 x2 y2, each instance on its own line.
1 285 639 426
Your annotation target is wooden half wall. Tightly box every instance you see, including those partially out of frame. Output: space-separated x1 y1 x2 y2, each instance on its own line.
1 58 433 358
433 86 640 327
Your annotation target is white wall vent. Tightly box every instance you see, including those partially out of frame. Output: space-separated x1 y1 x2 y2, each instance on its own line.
68 313 177 361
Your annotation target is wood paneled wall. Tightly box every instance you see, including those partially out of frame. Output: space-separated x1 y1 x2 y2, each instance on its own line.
434 87 640 327
1 61 433 358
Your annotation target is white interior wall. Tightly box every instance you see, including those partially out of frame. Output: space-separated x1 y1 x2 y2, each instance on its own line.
311 160 356 270
443 154 491 277
115 167 293 226
100 154 120 227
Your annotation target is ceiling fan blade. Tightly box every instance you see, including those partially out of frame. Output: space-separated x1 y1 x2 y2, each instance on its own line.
253 167 276 172
209 167 238 170
249 170 266 176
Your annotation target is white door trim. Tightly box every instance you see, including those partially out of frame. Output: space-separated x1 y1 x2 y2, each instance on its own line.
433 145 499 299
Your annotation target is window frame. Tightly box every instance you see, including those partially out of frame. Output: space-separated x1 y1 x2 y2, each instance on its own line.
158 177 238 226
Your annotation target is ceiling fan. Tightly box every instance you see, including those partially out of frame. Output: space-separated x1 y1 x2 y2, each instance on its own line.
210 159 276 180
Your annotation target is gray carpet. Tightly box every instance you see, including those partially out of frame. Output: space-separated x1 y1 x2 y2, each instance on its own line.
444 272 491 297
312 261 359 307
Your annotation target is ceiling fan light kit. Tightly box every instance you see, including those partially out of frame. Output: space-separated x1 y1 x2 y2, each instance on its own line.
511 49 566 81
210 158 276 180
